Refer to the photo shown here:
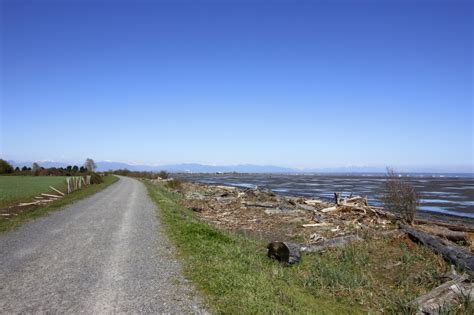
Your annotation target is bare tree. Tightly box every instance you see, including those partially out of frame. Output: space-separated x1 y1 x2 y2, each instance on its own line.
84 158 97 172
381 167 419 224
32 162 40 172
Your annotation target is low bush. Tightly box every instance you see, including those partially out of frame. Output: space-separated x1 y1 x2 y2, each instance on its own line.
90 173 103 184
165 178 183 190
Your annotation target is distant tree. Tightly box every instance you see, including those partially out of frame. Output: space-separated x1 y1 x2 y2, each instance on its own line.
79 166 85 173
14 166 20 172
32 162 41 172
84 158 96 172
72 165 79 172
66 165 72 172
21 166 28 172
0 159 14 174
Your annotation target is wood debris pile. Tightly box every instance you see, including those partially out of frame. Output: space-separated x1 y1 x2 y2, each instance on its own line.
176 182 399 243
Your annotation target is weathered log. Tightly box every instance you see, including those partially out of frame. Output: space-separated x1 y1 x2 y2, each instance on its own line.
321 206 338 213
41 193 62 199
415 219 474 233
305 199 325 206
416 225 470 245
302 222 331 228
49 186 65 196
400 224 474 278
18 201 40 206
409 273 472 313
267 241 301 265
299 235 363 253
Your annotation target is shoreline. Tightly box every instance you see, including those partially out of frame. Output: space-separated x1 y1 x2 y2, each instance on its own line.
176 173 474 224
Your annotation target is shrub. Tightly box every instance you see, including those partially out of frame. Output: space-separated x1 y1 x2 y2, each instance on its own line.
0 159 14 174
165 178 183 190
381 168 419 224
90 173 103 184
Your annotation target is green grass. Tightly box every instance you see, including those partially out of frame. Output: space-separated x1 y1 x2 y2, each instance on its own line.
146 182 451 314
0 176 68 208
0 175 119 232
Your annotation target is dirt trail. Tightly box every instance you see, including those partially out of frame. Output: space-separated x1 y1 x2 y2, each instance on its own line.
0 176 205 314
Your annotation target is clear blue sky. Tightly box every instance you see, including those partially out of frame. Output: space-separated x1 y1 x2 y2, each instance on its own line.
1 0 472 171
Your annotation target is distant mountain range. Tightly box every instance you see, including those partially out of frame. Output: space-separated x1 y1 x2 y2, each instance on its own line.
7 160 296 173
6 160 473 174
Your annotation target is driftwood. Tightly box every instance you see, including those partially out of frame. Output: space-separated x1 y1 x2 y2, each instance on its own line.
18 201 41 206
49 186 65 196
267 242 301 265
321 206 338 213
268 236 364 265
305 199 325 206
415 219 474 233
409 273 472 314
416 225 470 245
400 224 474 278
299 235 363 253
302 222 331 228
41 193 62 199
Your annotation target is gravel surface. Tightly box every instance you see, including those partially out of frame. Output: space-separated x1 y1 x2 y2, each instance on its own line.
0 176 206 314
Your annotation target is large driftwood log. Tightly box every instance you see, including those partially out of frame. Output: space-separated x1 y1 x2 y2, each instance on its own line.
416 225 470 245
409 273 472 314
267 242 301 265
400 224 474 278
267 236 363 265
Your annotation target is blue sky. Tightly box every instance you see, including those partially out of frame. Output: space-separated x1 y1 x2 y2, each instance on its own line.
1 0 472 171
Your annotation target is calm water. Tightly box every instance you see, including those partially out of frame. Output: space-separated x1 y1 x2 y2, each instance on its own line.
176 173 474 220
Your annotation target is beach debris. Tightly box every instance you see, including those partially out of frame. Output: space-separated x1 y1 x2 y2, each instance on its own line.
408 273 473 314
302 222 331 228
267 241 301 265
267 235 363 265
321 206 338 213
299 235 363 253
416 225 470 245
310 233 325 242
165 179 473 261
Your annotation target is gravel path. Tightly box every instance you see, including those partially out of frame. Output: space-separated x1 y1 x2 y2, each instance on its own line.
0 176 206 314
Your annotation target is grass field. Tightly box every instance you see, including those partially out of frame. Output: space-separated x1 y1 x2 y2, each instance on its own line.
0 175 119 232
0 176 68 208
145 182 463 314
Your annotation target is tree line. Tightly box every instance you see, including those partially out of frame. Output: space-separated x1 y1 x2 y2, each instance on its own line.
0 158 97 176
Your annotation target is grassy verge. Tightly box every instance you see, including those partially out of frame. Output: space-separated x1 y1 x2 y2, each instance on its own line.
0 175 119 232
146 182 458 314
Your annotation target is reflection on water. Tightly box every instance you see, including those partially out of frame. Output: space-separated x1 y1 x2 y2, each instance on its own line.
177 173 474 219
